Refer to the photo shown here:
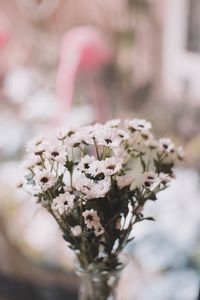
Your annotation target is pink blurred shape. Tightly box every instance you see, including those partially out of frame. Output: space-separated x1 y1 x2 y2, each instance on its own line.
56 26 113 125
0 11 10 48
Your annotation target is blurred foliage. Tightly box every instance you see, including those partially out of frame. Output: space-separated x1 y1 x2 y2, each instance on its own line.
128 0 149 13
116 30 135 48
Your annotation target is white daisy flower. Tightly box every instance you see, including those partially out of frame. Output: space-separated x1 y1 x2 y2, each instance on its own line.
57 126 77 141
25 136 45 152
22 154 42 170
69 125 101 147
69 124 100 147
34 143 49 156
77 126 95 145
87 160 105 177
52 192 75 215
139 131 154 141
104 157 123 176
16 179 23 188
159 138 175 153
26 136 49 156
92 123 106 139
71 225 82 237
56 128 68 141
68 133 83 147
87 180 110 199
77 155 96 172
27 142 48 156
125 119 152 132
116 175 134 189
34 170 56 191
93 125 120 148
82 209 104 236
129 133 154 154
45 144 67 164
116 129 129 141
142 171 160 191
74 176 94 194
82 209 100 228
143 171 157 181
145 138 158 150
105 119 121 128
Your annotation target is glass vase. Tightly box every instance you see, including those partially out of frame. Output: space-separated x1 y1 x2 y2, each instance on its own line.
76 266 123 300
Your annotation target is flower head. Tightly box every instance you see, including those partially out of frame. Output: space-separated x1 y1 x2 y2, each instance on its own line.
26 136 44 152
82 209 100 228
22 154 42 170
104 157 123 176
82 209 104 236
16 179 23 188
89 180 110 199
26 136 48 156
145 138 158 150
105 119 121 128
116 129 129 141
159 138 175 153
71 225 82 237
74 176 94 194
57 126 77 141
77 155 96 173
34 170 56 191
142 171 160 191
94 124 122 148
52 192 75 215
125 119 152 132
74 176 110 199
45 144 67 164
87 160 105 177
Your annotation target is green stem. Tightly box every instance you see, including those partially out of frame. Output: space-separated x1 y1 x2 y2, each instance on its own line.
70 171 73 191
93 138 100 160
78 146 87 156
39 154 45 169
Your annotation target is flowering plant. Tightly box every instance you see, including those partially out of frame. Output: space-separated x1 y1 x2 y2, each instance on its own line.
20 119 183 272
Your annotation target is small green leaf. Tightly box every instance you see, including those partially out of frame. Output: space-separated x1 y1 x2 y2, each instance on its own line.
143 217 155 221
148 192 157 201
65 160 74 173
127 237 135 243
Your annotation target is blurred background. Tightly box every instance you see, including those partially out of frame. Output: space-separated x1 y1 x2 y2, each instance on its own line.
0 0 200 299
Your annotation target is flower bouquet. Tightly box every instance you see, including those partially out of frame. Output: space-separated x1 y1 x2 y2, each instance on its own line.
19 119 183 300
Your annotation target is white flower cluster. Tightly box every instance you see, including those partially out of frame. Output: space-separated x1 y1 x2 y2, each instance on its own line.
74 176 110 199
20 118 183 263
